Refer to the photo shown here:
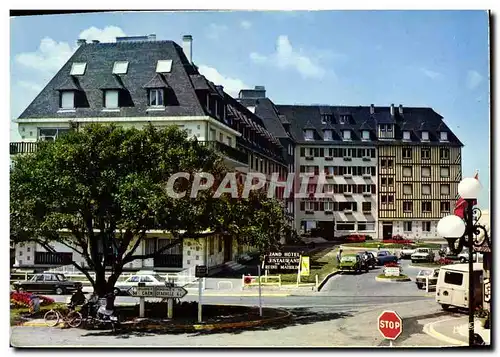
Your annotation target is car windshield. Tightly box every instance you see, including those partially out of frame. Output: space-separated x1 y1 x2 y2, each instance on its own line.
378 251 388 256
341 255 357 262
418 270 432 276
56 274 66 281
153 274 166 282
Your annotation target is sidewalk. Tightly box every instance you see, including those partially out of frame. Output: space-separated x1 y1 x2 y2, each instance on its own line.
423 316 491 346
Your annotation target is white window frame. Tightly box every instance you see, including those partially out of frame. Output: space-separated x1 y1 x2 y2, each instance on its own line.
148 88 164 107
323 130 333 141
60 91 75 109
39 128 70 141
403 221 412 232
403 148 412 159
325 166 334 175
362 130 370 140
403 201 413 212
403 131 411 140
440 166 450 178
156 60 173 73
422 202 432 213
421 148 431 159
440 131 448 141
112 61 129 74
227 136 232 146
305 202 314 211
343 130 351 140
363 185 371 194
441 202 450 212
422 221 431 232
324 201 334 211
104 90 119 109
324 184 334 193
440 148 450 160
70 62 87 76
422 131 429 141
422 184 431 195
304 130 314 141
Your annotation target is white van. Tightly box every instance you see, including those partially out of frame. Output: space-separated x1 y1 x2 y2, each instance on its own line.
435 263 483 311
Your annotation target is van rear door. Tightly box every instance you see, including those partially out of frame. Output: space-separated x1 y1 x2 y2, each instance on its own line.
442 270 467 308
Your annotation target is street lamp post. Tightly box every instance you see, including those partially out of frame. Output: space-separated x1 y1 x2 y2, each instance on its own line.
437 177 491 347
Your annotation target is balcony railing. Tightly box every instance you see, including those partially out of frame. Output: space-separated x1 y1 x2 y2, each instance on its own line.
35 252 73 265
10 142 39 155
200 141 248 165
154 254 183 268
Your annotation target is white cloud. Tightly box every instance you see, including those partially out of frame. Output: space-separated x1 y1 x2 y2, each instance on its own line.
420 67 441 80
16 37 75 74
467 70 483 90
249 35 327 79
78 26 126 43
240 20 252 29
198 65 249 97
206 23 228 40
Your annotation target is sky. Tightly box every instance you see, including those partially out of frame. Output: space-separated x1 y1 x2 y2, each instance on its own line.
9 10 490 208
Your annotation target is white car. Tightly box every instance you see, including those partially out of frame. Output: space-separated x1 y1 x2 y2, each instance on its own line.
399 245 417 259
114 273 167 295
411 248 435 263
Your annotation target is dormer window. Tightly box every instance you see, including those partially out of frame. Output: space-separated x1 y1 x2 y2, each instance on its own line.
112 61 129 74
339 115 349 124
422 131 429 141
362 130 370 140
403 131 411 140
440 131 448 141
321 114 332 124
104 90 119 109
378 124 394 139
70 62 87 76
323 130 332 141
342 130 351 141
304 130 314 141
148 88 164 107
156 60 173 73
59 91 75 109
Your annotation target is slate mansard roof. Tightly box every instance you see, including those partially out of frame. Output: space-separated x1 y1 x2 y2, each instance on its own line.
18 40 207 119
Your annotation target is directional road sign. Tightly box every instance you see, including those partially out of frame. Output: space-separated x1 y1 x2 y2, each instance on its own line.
128 285 188 298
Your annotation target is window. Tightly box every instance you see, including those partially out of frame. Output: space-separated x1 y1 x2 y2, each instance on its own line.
440 184 450 196
70 62 87 76
381 159 387 168
387 159 393 168
422 166 431 178
156 60 173 73
422 202 432 213
336 223 355 231
403 148 412 159
422 221 431 232
60 91 75 109
104 90 119 109
388 177 394 186
381 195 387 204
388 195 394 204
422 184 431 195
441 201 450 212
440 166 450 178
421 148 431 159
403 221 412 232
323 130 332 141
219 133 224 142
403 201 413 213
403 131 411 140
112 61 129 74
304 130 314 140
422 131 429 141
362 130 370 140
440 132 448 141
362 202 371 212
227 136 232 146
443 271 463 285
343 130 351 140
403 184 412 195
39 128 70 141
339 115 349 124
403 166 412 177
148 89 164 106
358 222 375 231
209 129 216 141
381 177 387 185
140 276 154 283
324 201 334 211
440 148 450 160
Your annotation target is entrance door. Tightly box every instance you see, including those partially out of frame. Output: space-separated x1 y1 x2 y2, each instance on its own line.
224 236 233 262
382 222 393 240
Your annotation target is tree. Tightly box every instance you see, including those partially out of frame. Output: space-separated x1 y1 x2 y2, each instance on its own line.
10 123 295 301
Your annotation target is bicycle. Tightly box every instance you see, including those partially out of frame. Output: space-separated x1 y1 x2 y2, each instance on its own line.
44 307 83 328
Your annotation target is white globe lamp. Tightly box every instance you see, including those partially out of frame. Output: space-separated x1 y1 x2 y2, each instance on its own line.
458 177 482 199
437 214 466 251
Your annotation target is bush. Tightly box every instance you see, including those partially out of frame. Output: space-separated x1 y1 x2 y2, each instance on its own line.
10 291 54 308
384 262 400 268
436 258 454 265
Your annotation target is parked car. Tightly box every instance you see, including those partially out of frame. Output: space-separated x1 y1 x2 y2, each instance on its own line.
360 251 377 269
446 249 483 263
376 250 399 265
411 248 435 263
114 272 168 296
415 269 440 290
436 263 483 311
399 245 417 259
339 254 368 273
13 273 82 295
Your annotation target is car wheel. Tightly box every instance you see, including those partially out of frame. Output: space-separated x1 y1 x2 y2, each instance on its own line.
17 286 25 293
411 260 416 264
441 304 450 311
416 283 423 289
55 287 64 295
114 288 121 296
460 257 466 263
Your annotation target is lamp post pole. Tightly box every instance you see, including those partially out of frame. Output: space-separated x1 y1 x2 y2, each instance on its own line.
466 199 475 347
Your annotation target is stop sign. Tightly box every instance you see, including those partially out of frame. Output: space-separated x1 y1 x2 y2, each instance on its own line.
378 310 403 340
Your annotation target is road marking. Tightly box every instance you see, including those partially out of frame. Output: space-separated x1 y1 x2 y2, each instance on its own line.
423 318 468 346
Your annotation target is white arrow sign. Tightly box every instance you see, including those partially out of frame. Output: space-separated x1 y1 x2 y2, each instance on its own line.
128 286 188 298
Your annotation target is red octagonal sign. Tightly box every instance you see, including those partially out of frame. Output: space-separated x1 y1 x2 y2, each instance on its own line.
378 310 403 340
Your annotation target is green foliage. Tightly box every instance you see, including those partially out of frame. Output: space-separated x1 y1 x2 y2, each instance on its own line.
10 123 296 295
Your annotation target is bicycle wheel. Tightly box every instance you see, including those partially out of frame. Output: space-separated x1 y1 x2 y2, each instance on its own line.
44 310 60 327
66 311 83 328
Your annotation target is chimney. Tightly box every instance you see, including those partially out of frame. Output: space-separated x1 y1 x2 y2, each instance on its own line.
370 104 375 115
77 39 86 46
92 40 100 44
148 34 156 41
182 35 193 64
215 85 224 93
399 104 403 115
390 103 395 116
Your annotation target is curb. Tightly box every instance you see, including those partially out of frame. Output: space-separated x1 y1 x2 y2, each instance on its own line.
317 271 340 292
422 318 468 346
375 276 412 283
199 293 290 297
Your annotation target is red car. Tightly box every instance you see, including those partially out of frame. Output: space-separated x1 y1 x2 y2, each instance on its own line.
346 234 366 243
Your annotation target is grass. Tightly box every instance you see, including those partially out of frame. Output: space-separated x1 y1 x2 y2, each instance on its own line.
280 246 339 284
342 242 440 249
10 303 68 326
376 273 410 280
